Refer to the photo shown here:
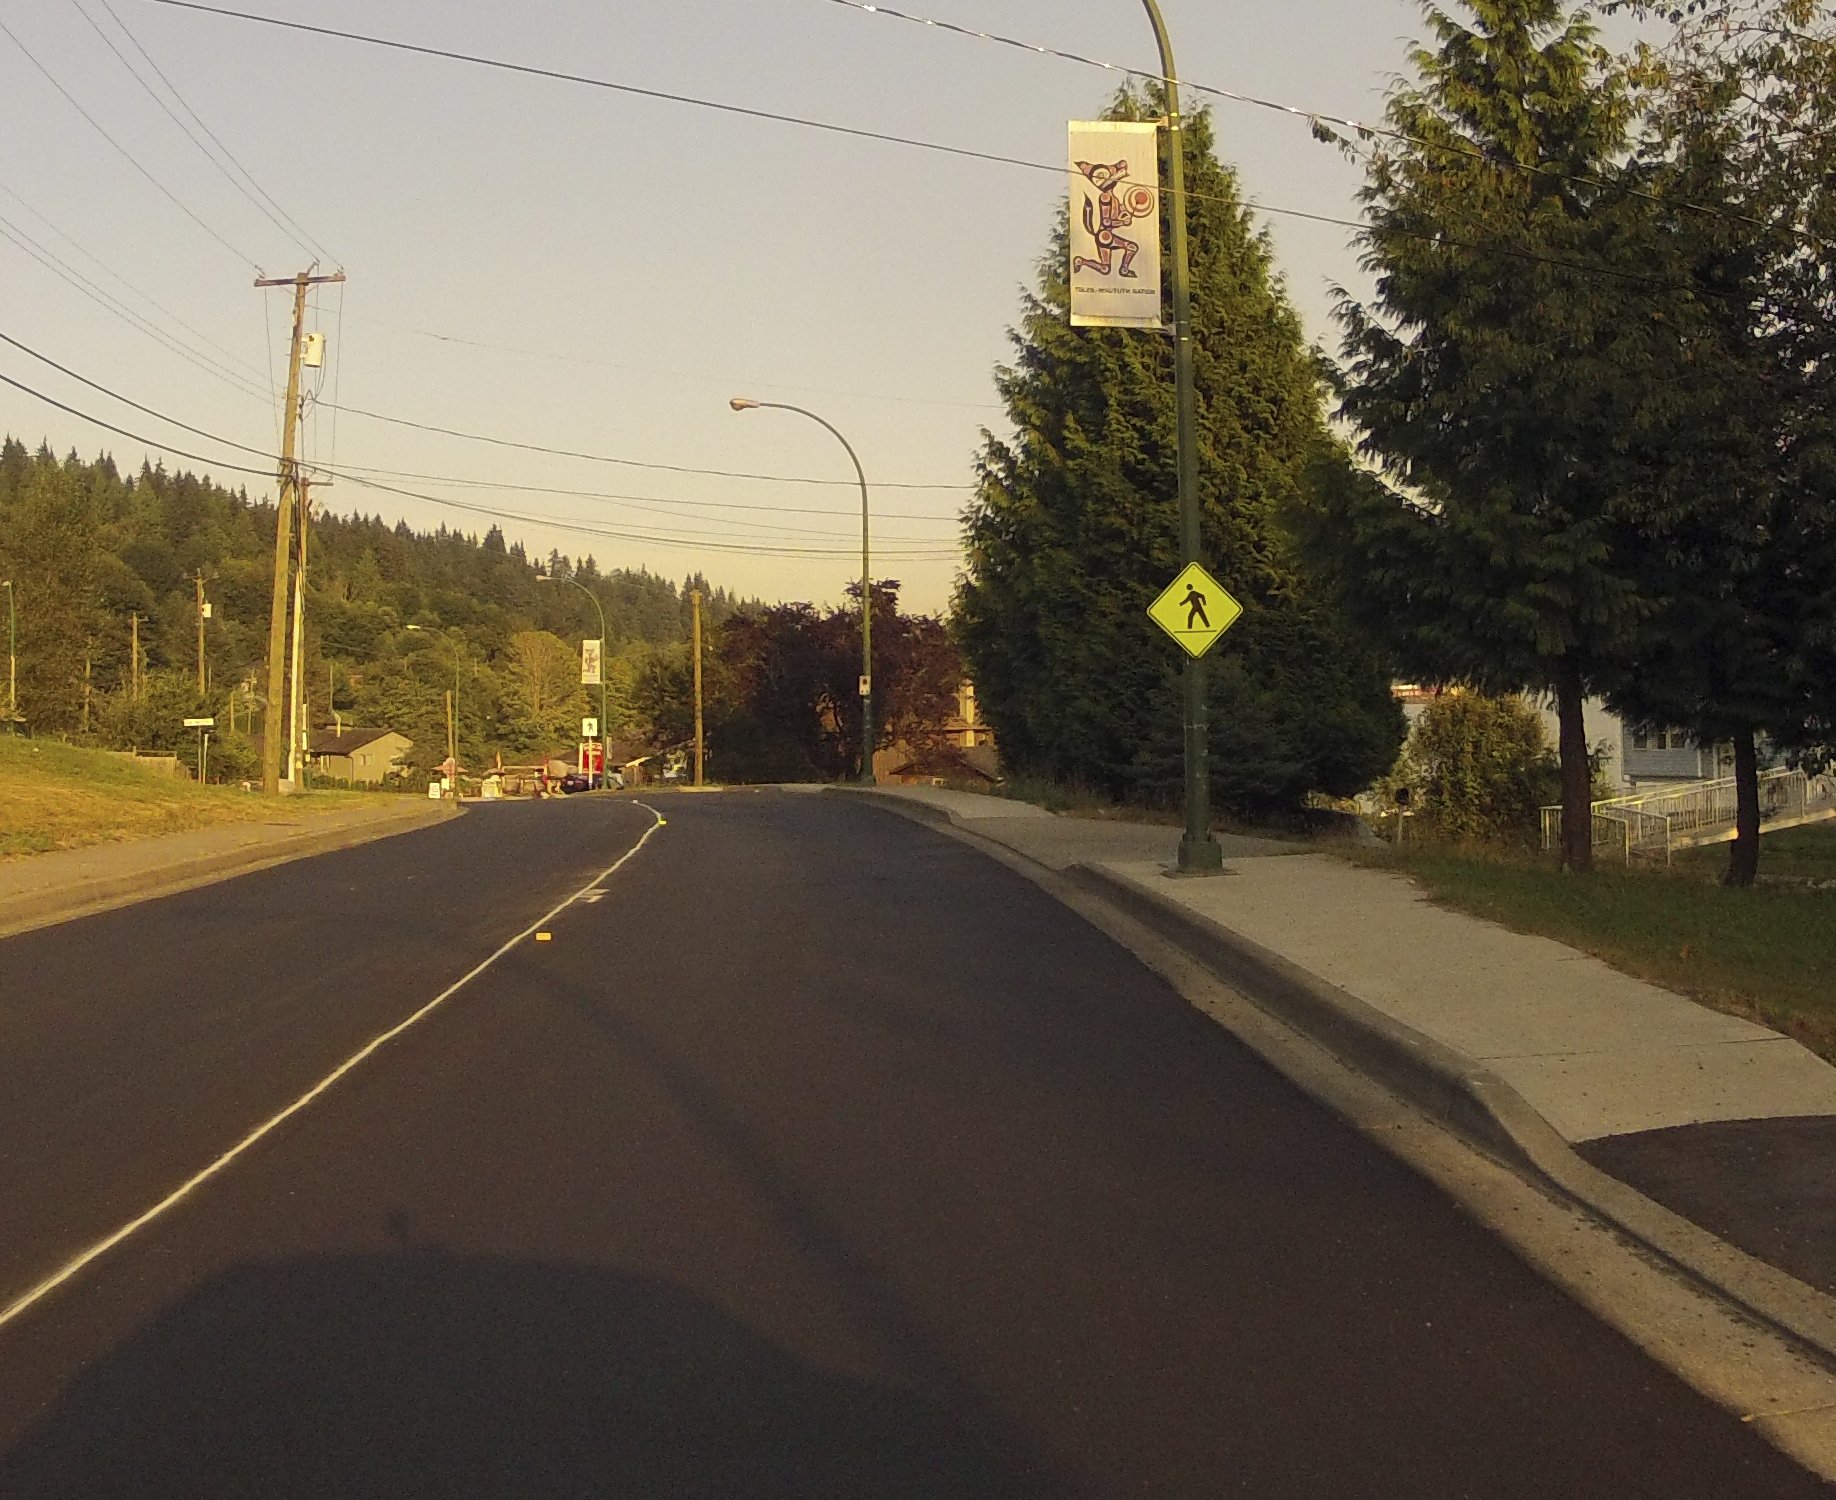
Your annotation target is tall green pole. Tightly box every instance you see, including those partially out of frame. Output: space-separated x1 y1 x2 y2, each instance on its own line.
545 574 610 782
1141 0 1221 873
731 398 875 784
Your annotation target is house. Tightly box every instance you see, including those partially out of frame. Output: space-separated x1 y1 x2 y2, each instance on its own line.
871 681 999 786
307 727 412 785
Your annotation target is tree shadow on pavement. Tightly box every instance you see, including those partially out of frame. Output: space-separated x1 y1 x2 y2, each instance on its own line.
0 1249 1059 1500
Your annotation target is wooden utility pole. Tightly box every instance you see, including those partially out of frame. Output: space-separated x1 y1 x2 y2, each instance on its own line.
193 570 208 695
287 475 312 785
256 268 344 794
444 688 457 795
690 587 704 788
129 613 141 701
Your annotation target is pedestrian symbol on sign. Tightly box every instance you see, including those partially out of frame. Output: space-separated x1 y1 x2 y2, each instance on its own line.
1148 563 1241 659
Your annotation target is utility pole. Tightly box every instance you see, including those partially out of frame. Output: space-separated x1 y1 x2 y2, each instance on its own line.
445 687 457 794
2 579 15 724
193 570 208 695
287 475 311 786
130 612 141 701
256 268 344 794
691 587 705 787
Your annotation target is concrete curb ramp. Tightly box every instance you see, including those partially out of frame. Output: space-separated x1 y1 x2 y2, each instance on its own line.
0 800 461 940
830 786 1836 1374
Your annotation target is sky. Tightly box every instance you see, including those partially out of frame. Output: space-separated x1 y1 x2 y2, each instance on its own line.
0 0 1650 616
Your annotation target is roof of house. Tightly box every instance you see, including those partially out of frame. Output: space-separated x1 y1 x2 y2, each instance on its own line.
307 726 410 757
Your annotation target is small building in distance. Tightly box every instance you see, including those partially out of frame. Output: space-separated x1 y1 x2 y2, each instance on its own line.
873 681 999 786
307 726 413 786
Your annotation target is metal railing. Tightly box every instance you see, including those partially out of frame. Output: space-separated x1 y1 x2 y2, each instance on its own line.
1541 767 1823 861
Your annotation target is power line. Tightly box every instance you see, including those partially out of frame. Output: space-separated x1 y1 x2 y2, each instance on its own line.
72 0 332 263
0 329 278 458
0 357 963 560
351 316 1003 413
96 0 335 262
0 212 272 400
0 179 269 381
0 15 261 270
143 1 1746 299
311 462 963 527
814 0 1774 235
319 401 974 491
0 329 963 534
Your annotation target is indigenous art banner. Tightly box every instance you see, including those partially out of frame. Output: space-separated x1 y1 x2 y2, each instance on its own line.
1068 121 1162 329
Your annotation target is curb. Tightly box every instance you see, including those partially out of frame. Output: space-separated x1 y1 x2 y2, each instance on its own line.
829 788 1836 1374
0 800 462 940
1067 864 1836 1372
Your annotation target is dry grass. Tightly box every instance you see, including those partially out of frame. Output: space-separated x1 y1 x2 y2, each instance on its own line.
0 738 366 859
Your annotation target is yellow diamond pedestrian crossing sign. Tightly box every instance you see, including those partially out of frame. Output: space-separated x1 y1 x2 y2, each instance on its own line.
1148 562 1241 658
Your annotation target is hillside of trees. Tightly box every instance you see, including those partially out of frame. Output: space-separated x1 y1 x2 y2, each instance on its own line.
0 437 747 778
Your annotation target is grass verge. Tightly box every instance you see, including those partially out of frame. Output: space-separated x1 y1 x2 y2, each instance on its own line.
1342 839 1836 1063
0 737 369 859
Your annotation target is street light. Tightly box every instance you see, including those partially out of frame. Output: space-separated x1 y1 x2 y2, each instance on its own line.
1139 0 1222 874
537 570 610 785
1 580 15 725
730 398 876 784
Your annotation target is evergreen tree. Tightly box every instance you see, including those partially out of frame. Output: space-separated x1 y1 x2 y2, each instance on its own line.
1315 0 1657 870
958 89 1400 815
1598 0 1836 883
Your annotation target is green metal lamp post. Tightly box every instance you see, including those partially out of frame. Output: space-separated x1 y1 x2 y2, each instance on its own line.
730 398 877 785
1140 0 1222 873
540 571 611 783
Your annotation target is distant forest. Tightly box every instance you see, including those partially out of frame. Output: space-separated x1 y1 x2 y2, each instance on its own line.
0 437 748 777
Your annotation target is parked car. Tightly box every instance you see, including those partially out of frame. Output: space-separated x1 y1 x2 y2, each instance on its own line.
559 769 624 794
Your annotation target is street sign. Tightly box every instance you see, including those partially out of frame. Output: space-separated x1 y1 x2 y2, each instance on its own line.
582 717 600 739
1147 563 1241 659
182 716 216 728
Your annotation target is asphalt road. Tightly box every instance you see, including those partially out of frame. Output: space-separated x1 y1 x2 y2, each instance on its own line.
0 791 1826 1497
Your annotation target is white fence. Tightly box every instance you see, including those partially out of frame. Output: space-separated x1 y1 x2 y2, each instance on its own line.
1540 768 1824 863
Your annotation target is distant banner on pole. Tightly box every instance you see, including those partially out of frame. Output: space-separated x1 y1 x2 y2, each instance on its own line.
1068 121 1162 329
581 638 603 686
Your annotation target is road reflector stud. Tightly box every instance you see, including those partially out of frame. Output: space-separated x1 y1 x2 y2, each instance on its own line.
535 932 553 942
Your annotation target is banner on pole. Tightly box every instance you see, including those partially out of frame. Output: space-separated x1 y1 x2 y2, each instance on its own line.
581 638 603 686
1068 121 1162 329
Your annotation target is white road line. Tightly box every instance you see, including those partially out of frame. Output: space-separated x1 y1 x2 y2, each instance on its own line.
0 803 668 1336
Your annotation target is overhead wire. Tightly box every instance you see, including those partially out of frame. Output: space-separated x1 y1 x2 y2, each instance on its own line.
0 211 272 400
0 15 262 271
92 0 336 262
0 341 965 558
0 180 268 381
69 0 328 262
814 0 1776 236
350 317 1003 413
0 330 962 534
318 401 974 491
140 0 1752 299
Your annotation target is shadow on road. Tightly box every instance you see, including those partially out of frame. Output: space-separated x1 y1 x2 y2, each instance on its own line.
0 1250 1058 1500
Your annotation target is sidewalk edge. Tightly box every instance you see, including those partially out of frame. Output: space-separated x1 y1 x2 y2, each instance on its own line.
1067 859 1836 1373
0 801 462 940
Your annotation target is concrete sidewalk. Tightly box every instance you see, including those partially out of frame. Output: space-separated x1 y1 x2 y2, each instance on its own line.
0 797 459 938
848 784 1836 1365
